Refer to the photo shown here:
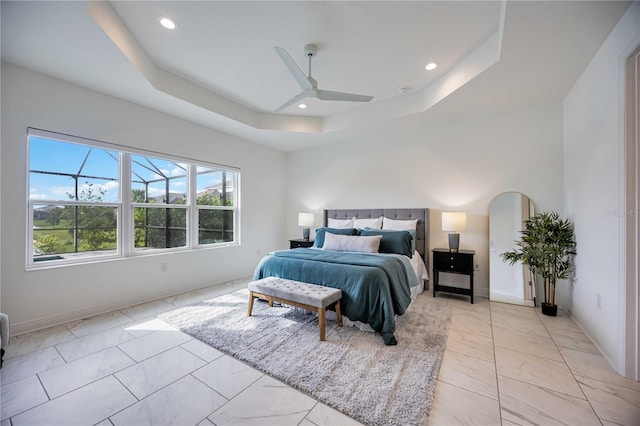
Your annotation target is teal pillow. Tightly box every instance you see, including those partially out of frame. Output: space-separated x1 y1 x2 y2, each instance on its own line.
407 229 417 253
360 229 413 257
313 227 359 248
364 227 416 253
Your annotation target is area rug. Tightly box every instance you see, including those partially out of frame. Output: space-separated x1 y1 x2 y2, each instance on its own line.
159 289 451 426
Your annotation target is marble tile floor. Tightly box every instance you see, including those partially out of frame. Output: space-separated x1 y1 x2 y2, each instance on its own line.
0 278 637 425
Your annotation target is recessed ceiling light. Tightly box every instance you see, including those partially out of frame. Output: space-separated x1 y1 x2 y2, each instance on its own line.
159 17 177 30
298 103 307 109
425 62 437 71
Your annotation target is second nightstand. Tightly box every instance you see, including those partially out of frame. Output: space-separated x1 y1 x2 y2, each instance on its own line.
432 248 475 303
290 239 314 249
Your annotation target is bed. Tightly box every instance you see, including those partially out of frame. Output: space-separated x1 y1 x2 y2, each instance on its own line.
253 208 429 345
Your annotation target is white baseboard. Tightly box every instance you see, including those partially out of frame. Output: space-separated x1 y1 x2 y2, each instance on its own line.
489 292 535 307
568 309 622 376
10 276 251 337
476 287 490 298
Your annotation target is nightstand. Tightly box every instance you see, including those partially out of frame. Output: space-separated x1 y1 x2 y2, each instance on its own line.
432 248 475 303
290 239 314 249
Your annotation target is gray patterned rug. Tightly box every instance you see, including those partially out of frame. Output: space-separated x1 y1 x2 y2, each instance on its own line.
159 289 451 426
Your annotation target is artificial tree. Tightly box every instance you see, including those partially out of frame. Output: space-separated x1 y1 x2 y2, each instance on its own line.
501 211 577 316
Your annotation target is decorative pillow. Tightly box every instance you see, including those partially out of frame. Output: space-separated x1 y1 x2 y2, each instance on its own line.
382 217 419 231
406 229 417 253
322 233 382 253
360 229 413 257
367 228 417 253
353 216 383 230
313 227 358 248
327 217 355 229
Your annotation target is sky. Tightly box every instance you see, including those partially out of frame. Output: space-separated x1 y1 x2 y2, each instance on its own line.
29 136 232 204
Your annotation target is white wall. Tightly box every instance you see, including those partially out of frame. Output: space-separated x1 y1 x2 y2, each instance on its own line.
563 2 640 373
1 63 287 334
286 101 565 300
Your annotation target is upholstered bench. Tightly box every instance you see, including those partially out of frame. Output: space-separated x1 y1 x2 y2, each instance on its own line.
247 277 343 341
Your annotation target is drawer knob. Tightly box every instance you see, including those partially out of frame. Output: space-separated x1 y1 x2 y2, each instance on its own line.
450 265 454 269
450 257 454 260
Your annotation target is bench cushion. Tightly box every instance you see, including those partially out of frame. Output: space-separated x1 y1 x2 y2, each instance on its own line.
248 277 341 308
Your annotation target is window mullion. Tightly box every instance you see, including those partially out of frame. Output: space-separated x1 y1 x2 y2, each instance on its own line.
234 172 240 245
189 165 198 248
121 152 132 257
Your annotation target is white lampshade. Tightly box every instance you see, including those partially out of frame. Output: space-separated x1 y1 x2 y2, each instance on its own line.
442 211 467 232
298 212 314 227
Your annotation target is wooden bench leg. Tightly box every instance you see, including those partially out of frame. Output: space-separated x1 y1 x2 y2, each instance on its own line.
247 284 342 342
318 308 326 341
247 291 255 316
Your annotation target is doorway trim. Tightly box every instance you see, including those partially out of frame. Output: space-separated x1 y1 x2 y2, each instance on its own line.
623 41 639 381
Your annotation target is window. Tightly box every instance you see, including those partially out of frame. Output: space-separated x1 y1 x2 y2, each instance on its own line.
196 167 236 245
27 129 239 267
29 137 120 261
131 154 188 250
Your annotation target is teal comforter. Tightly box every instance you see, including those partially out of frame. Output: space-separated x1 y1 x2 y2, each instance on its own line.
253 248 416 345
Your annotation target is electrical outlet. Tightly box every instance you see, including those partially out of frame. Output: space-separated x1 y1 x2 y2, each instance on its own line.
161 262 168 272
596 293 601 309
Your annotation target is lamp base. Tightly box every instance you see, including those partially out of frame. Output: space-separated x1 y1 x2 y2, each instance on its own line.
448 233 460 252
302 227 310 241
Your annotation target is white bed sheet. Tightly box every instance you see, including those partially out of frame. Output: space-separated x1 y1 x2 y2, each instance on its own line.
410 250 430 283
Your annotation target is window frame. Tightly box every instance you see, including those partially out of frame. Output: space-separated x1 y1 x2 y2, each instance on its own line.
26 128 240 269
193 166 237 247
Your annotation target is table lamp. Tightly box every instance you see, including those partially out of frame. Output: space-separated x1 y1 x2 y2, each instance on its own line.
442 211 467 252
298 212 314 241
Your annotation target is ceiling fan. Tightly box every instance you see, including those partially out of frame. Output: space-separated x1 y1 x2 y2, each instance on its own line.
274 44 374 112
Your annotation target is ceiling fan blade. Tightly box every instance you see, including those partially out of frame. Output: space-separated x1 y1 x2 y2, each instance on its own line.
316 90 374 102
274 92 308 112
274 47 314 90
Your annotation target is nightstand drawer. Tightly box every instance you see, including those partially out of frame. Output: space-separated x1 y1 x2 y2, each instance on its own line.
433 251 473 274
290 239 314 249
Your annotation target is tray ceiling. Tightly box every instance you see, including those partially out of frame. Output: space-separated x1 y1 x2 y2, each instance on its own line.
1 1 630 151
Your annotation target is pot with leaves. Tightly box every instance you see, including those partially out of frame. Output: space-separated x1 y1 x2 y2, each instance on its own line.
500 211 576 316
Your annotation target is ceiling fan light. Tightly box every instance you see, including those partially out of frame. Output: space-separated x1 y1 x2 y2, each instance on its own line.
425 62 437 71
159 17 177 30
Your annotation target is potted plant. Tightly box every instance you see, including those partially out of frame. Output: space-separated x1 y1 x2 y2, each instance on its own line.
501 211 577 316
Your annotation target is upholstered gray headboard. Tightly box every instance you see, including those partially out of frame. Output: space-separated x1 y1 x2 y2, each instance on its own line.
323 208 429 272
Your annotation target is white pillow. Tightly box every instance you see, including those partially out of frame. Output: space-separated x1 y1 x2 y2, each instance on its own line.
327 217 354 229
383 217 419 230
322 233 382 253
353 216 383 229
